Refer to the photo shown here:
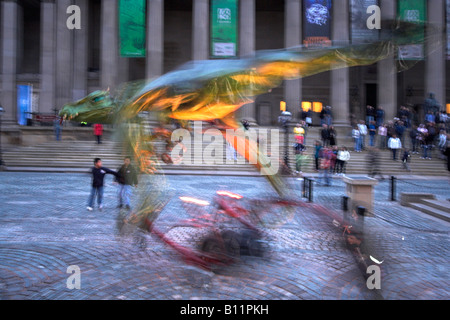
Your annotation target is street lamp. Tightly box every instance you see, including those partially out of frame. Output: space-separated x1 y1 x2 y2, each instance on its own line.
0 105 5 167
278 110 292 174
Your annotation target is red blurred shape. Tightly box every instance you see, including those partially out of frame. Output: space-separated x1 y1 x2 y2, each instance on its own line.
216 190 243 199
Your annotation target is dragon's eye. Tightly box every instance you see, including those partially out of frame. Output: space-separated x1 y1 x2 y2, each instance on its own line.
92 96 105 103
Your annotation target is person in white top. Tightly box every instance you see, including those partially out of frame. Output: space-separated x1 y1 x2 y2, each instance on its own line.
388 134 402 161
378 124 387 149
352 126 361 152
357 120 368 150
336 146 350 175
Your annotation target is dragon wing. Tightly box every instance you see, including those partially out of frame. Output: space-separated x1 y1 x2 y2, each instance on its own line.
122 20 434 122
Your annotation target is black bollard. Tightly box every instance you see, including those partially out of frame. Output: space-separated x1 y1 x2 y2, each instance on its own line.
342 196 349 212
390 176 397 201
302 177 307 198
342 196 349 223
356 206 366 233
308 178 313 203
357 206 366 216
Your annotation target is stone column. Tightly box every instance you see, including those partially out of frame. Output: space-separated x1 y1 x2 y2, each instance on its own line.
284 0 302 120
39 0 56 114
56 0 74 110
330 0 350 126
72 0 88 101
378 0 397 122
146 0 164 78
238 0 256 123
101 0 118 90
192 0 209 61
425 0 446 110
1 0 18 124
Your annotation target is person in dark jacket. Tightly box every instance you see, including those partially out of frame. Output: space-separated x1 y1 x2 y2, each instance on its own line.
115 156 139 209
314 141 323 172
402 149 411 171
329 125 337 146
321 124 330 147
409 125 419 154
444 138 450 175
87 158 119 211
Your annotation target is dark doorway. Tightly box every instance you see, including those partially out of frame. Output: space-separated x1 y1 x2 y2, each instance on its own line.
365 84 377 109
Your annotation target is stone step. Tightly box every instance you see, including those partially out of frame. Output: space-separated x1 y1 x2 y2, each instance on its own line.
4 167 260 176
408 203 450 223
4 161 254 169
419 199 450 214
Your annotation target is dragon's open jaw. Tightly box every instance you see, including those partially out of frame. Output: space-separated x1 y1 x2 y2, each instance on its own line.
59 90 116 124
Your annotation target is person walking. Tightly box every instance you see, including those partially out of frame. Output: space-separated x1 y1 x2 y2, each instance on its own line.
402 149 411 172
115 156 139 210
388 134 402 161
94 123 103 144
53 116 62 141
367 147 384 180
87 158 119 211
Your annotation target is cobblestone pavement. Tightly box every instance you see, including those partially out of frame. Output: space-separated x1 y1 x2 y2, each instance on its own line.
0 172 448 300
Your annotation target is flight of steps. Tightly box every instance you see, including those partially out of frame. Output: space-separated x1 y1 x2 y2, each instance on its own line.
401 193 450 222
1 139 258 176
271 126 448 176
1 124 448 176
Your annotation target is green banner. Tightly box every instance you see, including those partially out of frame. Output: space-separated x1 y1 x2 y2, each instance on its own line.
397 0 426 60
119 0 146 57
210 0 238 58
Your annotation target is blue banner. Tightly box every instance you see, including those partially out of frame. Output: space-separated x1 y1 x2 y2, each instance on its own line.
17 85 32 126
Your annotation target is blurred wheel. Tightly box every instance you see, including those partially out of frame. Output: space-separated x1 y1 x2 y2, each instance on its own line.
221 230 241 258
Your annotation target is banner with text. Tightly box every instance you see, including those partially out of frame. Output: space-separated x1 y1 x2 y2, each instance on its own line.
303 0 332 48
119 0 146 57
350 0 379 43
397 0 426 60
210 0 238 58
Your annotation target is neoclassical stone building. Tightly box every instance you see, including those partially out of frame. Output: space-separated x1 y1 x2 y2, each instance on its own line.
0 0 449 127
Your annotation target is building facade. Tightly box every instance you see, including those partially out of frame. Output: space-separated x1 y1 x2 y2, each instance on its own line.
0 0 449 127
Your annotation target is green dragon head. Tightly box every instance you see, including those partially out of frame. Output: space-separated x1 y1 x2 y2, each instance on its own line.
59 90 116 124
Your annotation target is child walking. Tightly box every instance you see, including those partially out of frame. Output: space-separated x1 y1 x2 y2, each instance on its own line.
87 158 119 211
